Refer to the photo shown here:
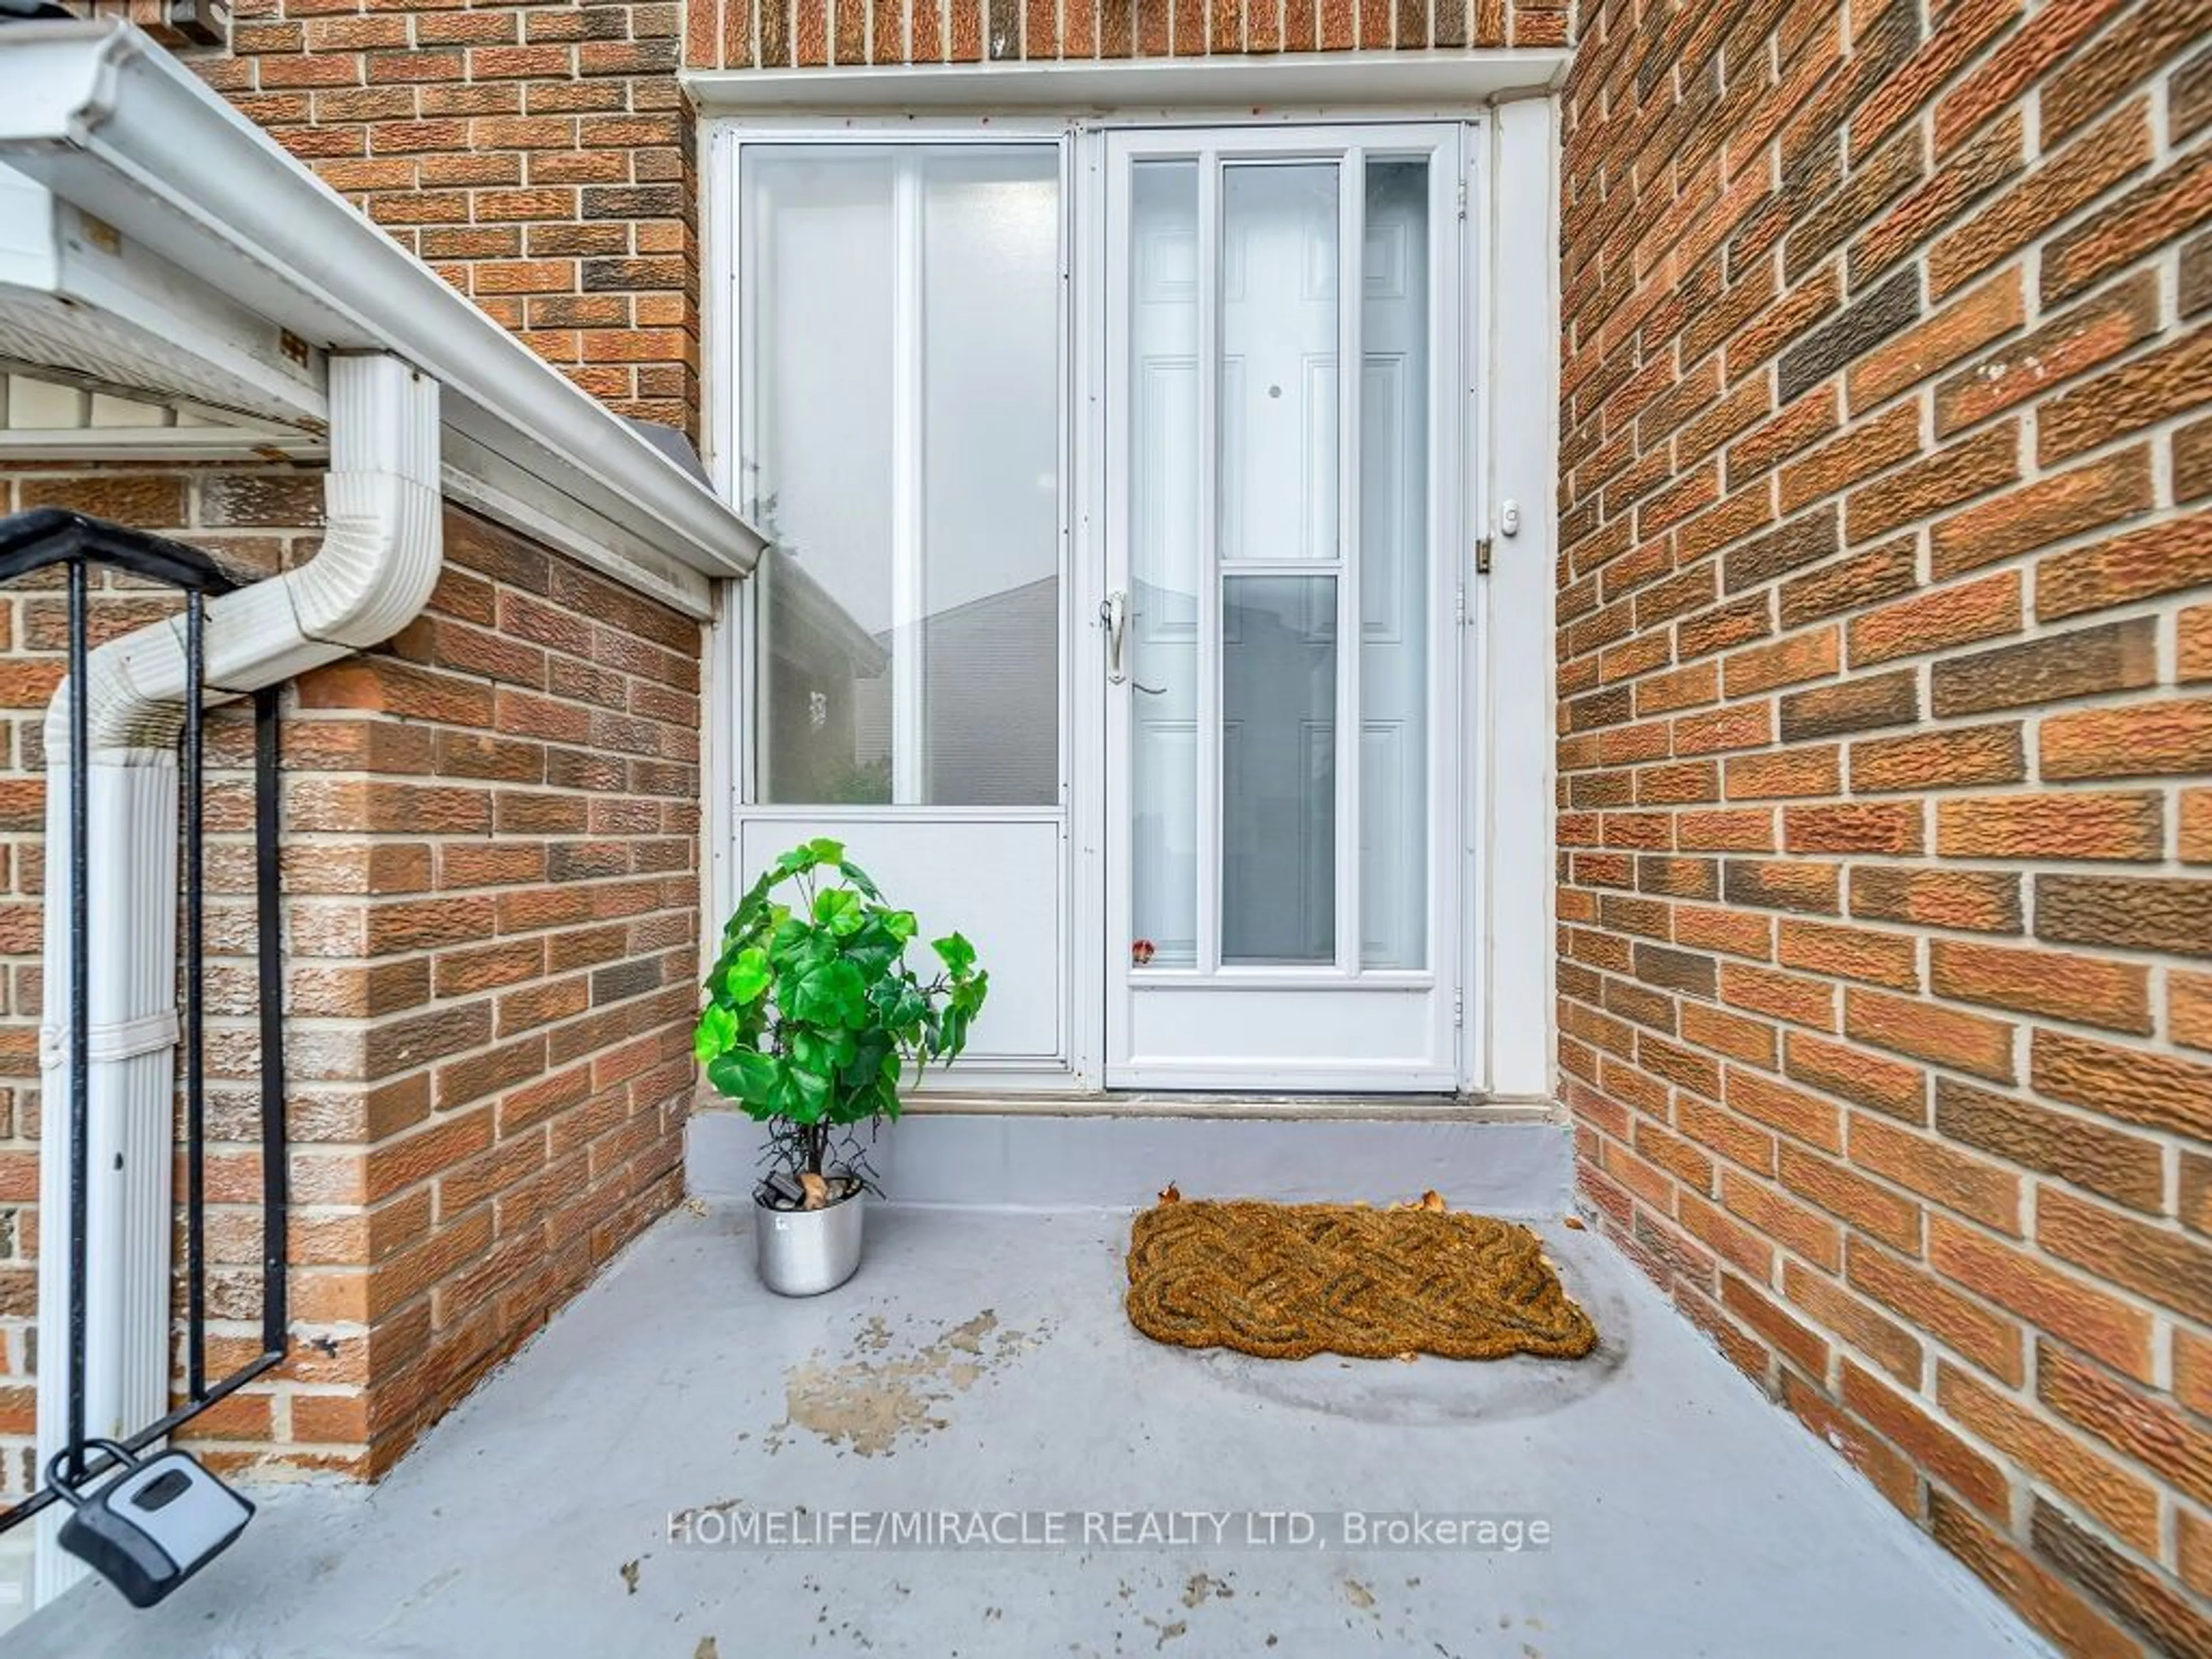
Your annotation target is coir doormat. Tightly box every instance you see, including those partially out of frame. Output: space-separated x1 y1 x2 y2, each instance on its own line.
1125 1195 1597 1362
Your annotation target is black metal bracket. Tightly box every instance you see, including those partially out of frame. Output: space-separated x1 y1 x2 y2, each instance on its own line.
0 509 287 1533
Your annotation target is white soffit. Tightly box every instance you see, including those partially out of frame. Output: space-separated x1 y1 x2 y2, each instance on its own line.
0 365 323 460
0 164 327 435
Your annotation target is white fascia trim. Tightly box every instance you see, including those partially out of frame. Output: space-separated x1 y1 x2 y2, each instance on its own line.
442 427 716 621
0 20 764 584
681 47 1570 113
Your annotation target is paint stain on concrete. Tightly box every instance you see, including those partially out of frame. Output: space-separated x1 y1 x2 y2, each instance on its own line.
770 1309 1041 1457
619 1559 641 1595
1343 1577 1376 1610
693 1640 718 1659
1181 1573 1234 1608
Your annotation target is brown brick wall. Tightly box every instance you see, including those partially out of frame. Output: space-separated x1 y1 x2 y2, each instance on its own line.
257 504 703 1477
690 0 1575 72
0 473 702 1491
90 0 702 435
689 0 1570 74
1559 1 2210 1653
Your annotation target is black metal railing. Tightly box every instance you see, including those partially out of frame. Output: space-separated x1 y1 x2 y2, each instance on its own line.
0 507 287 1527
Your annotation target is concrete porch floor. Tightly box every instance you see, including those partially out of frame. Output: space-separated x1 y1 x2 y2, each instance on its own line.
9 1202 2046 1658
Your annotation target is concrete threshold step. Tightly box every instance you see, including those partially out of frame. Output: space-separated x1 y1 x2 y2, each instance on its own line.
686 1100 1570 1215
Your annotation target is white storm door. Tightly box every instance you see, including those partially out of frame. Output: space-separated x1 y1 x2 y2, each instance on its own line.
1101 126 1463 1090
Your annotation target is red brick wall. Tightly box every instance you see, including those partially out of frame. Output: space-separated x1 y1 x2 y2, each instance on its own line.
137 0 700 434
1559 1 2210 1653
0 476 702 1490
688 0 1569 73
255 505 703 1476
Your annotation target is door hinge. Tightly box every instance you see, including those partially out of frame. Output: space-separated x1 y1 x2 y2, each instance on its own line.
1474 535 1493 576
1454 581 1466 624
1456 179 1468 222
1452 987 1465 1028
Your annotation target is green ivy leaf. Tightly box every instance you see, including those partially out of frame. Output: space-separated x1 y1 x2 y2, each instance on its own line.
707 1050 779 1109
932 931 977 978
692 1001 737 1063
724 946 771 1005
779 1063 832 1123
789 958 868 1026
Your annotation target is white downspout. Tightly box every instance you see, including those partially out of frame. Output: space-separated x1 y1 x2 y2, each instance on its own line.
32 352 441 1600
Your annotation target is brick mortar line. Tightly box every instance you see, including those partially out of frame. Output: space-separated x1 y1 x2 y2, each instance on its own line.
1565 116 2199 489
1580 1113 2212 1549
1568 1016 2206 1224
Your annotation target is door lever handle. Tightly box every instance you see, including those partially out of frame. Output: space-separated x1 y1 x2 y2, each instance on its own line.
1101 591 1127 684
1102 591 1166 692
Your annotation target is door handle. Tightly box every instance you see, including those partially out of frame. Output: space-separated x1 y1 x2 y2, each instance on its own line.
1101 590 1166 694
1101 590 1127 684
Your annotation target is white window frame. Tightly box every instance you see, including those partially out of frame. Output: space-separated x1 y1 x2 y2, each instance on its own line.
699 90 1560 1101
713 127 1076 815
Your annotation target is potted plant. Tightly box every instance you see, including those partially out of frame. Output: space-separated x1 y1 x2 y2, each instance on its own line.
694 837 987 1295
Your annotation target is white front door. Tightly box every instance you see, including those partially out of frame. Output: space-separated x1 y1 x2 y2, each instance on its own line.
1101 125 1465 1090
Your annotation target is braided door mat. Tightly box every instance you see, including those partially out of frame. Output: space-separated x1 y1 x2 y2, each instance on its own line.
1125 1194 1598 1362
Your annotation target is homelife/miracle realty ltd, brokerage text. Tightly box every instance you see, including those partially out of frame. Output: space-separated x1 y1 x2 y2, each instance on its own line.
666 1509 1554 1552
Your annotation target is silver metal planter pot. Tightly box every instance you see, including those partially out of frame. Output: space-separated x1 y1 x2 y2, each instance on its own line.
753 1187 865 1296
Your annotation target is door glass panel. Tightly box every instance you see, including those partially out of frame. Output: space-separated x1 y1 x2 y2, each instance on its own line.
743 144 1060 806
1219 164 1338 563
921 150 1062 805
1222 575 1336 965
744 150 896 804
1359 158 1430 969
1121 143 1434 983
1128 161 1200 969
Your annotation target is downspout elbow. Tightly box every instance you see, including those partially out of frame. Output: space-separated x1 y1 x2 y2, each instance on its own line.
41 354 443 761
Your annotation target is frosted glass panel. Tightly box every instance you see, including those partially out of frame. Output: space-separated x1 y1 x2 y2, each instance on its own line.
743 145 1060 806
1128 161 1200 969
1119 147 1434 982
1359 158 1429 969
744 151 896 804
1222 576 1336 965
921 150 1062 805
1219 163 1338 563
